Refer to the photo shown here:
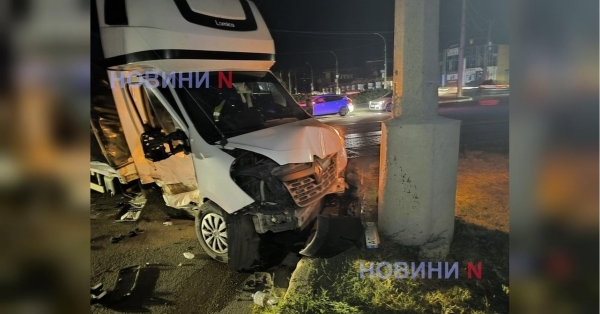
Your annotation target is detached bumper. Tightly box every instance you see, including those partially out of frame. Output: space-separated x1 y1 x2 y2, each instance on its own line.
300 215 364 258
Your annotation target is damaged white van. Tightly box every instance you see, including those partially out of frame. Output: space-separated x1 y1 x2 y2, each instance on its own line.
93 0 348 270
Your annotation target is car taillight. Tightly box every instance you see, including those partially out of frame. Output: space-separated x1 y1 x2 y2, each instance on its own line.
347 98 353 104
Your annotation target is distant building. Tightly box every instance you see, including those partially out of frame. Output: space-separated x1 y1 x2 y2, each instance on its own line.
439 44 509 86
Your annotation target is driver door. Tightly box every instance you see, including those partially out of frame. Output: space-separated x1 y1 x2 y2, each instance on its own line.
127 78 200 208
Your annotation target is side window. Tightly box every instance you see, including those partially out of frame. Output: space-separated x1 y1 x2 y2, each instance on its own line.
155 85 188 128
126 83 181 135
143 88 178 134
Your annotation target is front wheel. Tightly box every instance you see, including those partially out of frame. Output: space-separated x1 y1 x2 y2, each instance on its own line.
339 106 349 116
196 202 229 263
195 201 260 270
385 103 392 112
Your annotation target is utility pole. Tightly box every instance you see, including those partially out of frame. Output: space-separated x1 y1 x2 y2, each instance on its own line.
457 0 466 97
288 71 292 93
329 51 339 94
482 20 493 81
375 33 387 89
294 70 297 94
442 49 447 87
305 62 314 93
379 0 460 260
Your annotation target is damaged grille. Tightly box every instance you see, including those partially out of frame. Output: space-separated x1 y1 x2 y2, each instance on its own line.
280 155 337 207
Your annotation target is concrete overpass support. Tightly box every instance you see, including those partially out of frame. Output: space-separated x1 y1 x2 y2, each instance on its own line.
378 0 461 259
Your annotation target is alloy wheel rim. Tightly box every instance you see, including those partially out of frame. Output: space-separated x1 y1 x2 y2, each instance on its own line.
201 213 228 254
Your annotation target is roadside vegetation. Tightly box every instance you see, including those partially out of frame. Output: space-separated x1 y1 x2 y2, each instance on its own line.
346 89 390 104
255 152 509 314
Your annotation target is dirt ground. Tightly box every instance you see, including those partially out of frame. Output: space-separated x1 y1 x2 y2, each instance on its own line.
90 187 301 314
91 189 240 313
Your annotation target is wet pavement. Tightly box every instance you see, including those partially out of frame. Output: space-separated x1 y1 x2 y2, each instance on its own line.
318 95 509 158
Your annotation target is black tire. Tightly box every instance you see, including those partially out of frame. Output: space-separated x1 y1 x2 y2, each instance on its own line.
385 103 392 112
339 106 349 116
195 201 260 270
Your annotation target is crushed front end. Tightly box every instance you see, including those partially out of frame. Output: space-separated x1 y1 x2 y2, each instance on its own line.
230 151 347 235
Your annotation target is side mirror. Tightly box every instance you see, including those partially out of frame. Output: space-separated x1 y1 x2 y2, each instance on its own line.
141 129 190 162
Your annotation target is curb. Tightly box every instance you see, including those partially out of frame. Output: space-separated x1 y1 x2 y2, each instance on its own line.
284 257 316 300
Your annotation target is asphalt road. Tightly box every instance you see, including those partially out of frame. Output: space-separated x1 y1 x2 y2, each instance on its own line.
317 95 509 158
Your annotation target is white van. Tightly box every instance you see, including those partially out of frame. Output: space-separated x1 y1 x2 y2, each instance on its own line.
93 0 348 270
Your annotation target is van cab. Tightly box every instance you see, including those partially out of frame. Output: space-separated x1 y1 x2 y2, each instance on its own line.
93 0 348 270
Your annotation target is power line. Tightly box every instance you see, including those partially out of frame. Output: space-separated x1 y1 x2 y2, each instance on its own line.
270 29 393 35
467 0 489 23
468 15 486 31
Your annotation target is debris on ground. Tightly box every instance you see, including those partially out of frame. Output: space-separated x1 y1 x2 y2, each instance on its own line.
183 252 195 259
163 221 173 226
300 215 364 258
241 272 273 292
110 235 124 243
364 221 380 249
252 291 278 307
110 265 141 302
91 283 107 303
114 194 147 222
129 228 143 237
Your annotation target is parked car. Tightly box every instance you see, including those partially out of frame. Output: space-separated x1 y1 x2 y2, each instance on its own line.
369 93 392 112
300 94 354 116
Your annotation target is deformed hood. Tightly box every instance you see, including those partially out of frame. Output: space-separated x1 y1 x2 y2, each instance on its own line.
226 118 343 165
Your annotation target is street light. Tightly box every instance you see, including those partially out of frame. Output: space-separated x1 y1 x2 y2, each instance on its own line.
329 51 339 94
374 33 387 89
305 62 314 93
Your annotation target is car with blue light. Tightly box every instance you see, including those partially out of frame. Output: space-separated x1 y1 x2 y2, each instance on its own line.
300 94 354 116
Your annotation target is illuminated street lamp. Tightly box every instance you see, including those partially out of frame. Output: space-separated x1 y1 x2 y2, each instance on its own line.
305 62 314 93
374 33 387 89
329 51 339 94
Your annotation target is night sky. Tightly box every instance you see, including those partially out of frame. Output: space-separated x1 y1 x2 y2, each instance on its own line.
252 0 509 73
92 0 509 76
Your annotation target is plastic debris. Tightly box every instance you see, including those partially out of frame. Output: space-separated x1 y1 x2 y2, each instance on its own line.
129 228 143 237
110 235 124 243
252 291 278 307
114 194 147 222
163 221 173 226
90 283 107 303
183 252 195 259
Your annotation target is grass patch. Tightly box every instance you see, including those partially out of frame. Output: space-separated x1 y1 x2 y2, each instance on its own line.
256 152 508 314
257 221 508 314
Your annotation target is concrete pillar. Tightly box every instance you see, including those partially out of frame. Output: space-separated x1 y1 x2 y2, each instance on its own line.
378 0 461 259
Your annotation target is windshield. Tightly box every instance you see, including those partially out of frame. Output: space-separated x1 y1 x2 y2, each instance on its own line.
174 71 310 143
